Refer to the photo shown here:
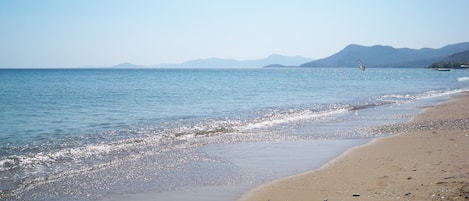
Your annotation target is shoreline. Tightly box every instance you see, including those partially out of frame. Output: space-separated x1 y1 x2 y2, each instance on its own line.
240 92 469 200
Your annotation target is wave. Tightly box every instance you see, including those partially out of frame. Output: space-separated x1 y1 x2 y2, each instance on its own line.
240 106 350 130
415 88 469 100
376 88 468 104
458 77 469 82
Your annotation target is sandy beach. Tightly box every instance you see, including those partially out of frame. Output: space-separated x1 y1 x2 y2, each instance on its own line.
240 92 469 201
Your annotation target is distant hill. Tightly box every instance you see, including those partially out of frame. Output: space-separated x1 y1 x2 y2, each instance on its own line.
300 42 469 68
263 64 298 68
427 50 469 68
152 54 313 69
443 50 469 62
111 62 146 69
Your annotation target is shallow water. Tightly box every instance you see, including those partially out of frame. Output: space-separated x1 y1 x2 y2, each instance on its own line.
104 138 371 201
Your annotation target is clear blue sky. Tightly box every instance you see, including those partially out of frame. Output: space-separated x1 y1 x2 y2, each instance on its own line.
1 0 468 68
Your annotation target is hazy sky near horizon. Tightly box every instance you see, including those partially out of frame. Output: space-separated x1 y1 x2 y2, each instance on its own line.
1 0 469 68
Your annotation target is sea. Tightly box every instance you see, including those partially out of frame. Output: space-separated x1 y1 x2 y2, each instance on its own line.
1 67 469 201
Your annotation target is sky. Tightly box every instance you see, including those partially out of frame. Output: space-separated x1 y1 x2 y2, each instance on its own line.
1 0 469 68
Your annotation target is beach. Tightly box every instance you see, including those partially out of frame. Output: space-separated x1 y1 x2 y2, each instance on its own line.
240 92 469 201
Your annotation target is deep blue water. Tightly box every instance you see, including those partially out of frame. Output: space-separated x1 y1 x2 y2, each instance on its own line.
1 68 469 200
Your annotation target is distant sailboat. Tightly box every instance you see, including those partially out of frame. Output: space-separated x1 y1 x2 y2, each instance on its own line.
358 60 366 71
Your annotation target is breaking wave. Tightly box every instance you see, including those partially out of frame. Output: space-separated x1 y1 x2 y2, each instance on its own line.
376 88 467 104
458 77 469 82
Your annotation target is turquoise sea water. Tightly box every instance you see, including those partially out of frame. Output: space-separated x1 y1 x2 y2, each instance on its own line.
1 68 469 200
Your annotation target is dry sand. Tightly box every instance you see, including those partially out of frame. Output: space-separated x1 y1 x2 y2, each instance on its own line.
240 92 469 201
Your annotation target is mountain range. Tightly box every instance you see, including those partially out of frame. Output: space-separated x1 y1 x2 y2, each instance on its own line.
111 54 312 69
300 42 469 68
109 42 469 69
150 54 312 69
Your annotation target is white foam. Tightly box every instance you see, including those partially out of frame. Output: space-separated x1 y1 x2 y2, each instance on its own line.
377 93 415 103
457 77 469 82
416 89 468 100
0 137 148 172
377 89 469 105
240 108 350 130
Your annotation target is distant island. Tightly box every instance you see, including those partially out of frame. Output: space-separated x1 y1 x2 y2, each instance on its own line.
111 62 144 69
263 64 298 68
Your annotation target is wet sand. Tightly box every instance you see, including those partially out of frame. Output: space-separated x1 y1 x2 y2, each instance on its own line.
240 92 469 201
